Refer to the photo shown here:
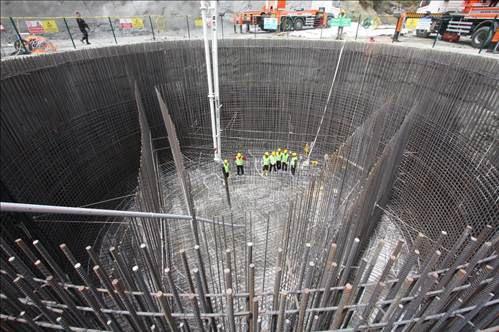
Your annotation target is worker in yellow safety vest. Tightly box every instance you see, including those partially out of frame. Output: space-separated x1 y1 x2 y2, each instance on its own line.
235 152 246 175
276 148 282 170
290 152 298 176
270 151 277 173
262 152 270 176
281 149 289 171
222 159 230 179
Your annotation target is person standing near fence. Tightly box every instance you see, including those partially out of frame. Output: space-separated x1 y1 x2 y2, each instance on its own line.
336 11 345 40
76 12 91 45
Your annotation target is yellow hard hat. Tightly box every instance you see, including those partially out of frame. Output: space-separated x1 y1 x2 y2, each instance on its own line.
237 152 241 157
265 152 269 156
224 159 228 163
284 149 288 153
293 152 297 156
272 151 276 155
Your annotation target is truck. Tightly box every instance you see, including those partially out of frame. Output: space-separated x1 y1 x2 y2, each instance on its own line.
413 0 499 48
234 0 331 32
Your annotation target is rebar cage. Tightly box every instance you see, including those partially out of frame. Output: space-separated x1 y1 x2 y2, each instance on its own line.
1 40 498 331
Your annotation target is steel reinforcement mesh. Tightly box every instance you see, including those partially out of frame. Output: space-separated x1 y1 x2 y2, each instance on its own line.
0 40 498 331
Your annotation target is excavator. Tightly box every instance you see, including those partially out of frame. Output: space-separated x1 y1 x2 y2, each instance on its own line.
233 0 330 32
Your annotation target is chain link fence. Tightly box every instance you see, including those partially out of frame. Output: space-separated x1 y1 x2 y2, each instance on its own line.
1 11 494 58
0 14 214 57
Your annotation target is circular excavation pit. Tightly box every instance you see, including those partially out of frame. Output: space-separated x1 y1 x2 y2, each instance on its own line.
1 40 498 331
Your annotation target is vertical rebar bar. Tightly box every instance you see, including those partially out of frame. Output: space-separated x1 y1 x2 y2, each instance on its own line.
156 291 178 331
330 283 353 330
339 238 360 286
276 292 288 332
33 240 67 282
14 276 56 324
448 292 495 331
78 285 108 329
15 239 37 263
252 296 259 332
226 288 236 332
189 293 205 330
112 278 145 331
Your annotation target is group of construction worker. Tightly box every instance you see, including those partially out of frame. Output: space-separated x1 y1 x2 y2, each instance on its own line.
222 148 299 178
261 148 298 176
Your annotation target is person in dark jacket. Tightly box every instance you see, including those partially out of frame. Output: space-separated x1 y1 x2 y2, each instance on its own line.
75 12 90 44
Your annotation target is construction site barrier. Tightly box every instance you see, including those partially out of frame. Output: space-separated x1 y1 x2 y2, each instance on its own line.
1 12 493 57
0 14 207 56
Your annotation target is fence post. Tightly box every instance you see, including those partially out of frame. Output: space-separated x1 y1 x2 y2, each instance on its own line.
220 13 224 39
186 15 191 39
149 15 156 40
108 17 118 44
63 17 76 49
355 14 361 40
9 16 29 54
432 31 439 48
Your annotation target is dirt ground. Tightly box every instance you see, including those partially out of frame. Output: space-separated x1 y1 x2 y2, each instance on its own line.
1 26 497 60
383 34 498 58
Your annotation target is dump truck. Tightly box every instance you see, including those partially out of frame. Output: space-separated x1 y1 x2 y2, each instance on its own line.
413 0 499 48
234 0 330 32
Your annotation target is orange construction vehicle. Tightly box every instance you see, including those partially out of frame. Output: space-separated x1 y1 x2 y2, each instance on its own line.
488 23 499 52
234 0 330 32
408 0 499 48
12 33 57 55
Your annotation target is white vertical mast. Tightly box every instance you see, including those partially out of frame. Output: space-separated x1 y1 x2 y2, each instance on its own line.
200 0 220 161
211 0 222 162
